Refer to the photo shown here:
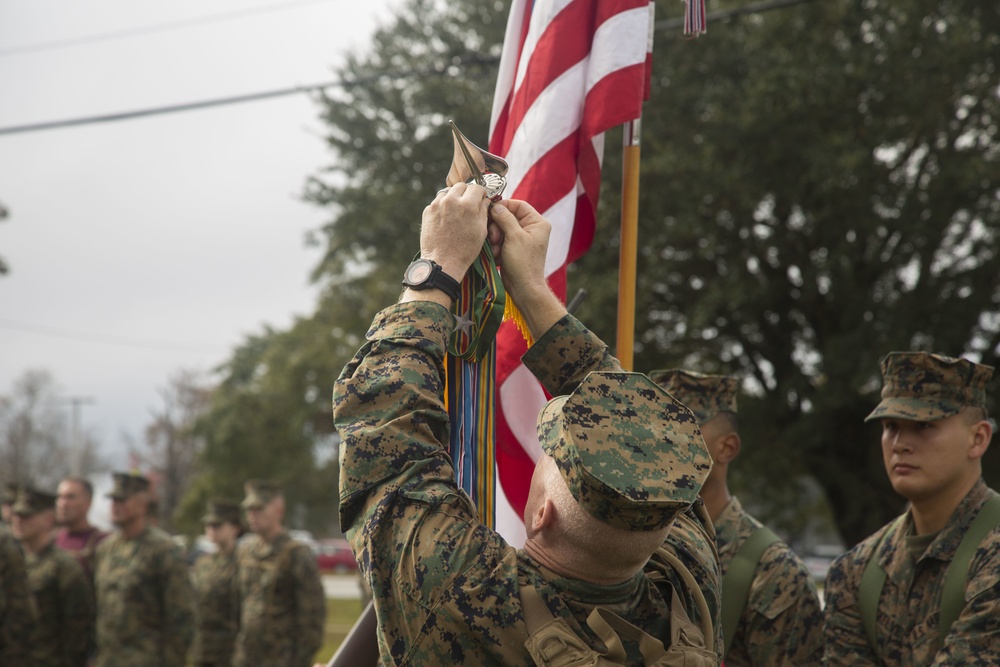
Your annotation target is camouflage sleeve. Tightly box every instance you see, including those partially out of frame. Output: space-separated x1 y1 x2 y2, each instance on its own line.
0 532 37 664
334 301 456 529
521 313 623 397
823 547 880 666
58 556 96 666
334 302 514 664
160 542 196 667
738 543 824 666
291 544 327 665
932 527 1000 665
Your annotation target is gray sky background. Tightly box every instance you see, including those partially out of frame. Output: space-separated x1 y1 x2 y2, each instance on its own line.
0 0 398 471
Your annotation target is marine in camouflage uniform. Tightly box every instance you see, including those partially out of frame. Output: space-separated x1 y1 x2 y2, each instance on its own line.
649 370 823 666
94 472 194 667
233 481 326 667
191 500 243 667
824 352 1000 666
12 487 94 667
333 191 722 666
0 518 37 665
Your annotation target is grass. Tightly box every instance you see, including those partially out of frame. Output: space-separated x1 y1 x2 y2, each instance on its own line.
315 597 369 663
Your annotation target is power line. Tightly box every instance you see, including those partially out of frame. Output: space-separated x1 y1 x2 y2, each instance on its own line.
0 318 227 353
0 82 338 136
0 0 344 58
0 0 817 137
0 63 470 136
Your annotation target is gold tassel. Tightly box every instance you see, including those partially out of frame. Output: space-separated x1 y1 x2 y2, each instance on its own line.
503 296 532 347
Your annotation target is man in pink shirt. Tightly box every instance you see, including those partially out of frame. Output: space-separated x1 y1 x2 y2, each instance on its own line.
55 477 108 581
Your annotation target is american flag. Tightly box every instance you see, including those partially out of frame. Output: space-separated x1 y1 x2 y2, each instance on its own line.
488 0 655 546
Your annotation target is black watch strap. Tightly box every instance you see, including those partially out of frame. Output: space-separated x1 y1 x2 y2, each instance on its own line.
402 259 461 301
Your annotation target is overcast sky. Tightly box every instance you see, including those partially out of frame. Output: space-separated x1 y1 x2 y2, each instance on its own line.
0 0 399 470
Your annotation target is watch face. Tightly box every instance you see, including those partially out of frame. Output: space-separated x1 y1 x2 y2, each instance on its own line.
405 260 433 285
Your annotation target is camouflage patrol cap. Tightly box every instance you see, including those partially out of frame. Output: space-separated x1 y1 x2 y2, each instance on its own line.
241 480 282 510
202 499 244 526
2 482 17 505
12 487 57 516
536 371 711 532
647 369 739 425
865 351 993 423
106 471 151 500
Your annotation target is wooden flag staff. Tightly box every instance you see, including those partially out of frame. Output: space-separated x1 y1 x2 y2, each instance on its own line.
616 117 643 372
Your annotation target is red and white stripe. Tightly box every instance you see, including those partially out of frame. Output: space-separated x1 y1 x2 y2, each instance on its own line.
488 0 654 546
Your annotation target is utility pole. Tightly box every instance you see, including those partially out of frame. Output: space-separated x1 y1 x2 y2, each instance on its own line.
61 396 95 475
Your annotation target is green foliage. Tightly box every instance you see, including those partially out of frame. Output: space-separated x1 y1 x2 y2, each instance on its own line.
576 0 1000 544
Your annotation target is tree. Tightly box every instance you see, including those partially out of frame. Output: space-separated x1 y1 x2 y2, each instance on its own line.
142 369 212 532
0 369 102 489
574 0 1000 544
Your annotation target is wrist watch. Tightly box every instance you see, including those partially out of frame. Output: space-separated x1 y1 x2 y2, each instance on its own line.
401 258 461 301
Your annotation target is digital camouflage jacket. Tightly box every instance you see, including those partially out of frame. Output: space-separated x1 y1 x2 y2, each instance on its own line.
94 526 194 667
714 497 823 666
0 523 37 665
334 302 723 666
26 541 94 667
192 549 240 666
233 532 326 667
824 478 1000 666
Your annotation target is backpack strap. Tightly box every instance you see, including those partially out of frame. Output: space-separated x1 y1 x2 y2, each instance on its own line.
719 525 780 656
520 581 711 667
651 547 715 655
939 494 1000 639
858 515 905 654
520 583 602 667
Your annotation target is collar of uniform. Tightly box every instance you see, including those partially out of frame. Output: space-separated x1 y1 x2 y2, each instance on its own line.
38 539 56 558
923 478 993 563
24 539 56 564
877 478 992 583
875 512 915 588
523 555 644 606
121 525 153 543
713 496 745 558
256 530 291 558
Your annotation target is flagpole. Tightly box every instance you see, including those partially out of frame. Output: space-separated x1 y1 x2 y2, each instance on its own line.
615 118 642 371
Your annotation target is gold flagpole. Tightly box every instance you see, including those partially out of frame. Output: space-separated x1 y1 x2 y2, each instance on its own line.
616 118 642 372
615 2 654 372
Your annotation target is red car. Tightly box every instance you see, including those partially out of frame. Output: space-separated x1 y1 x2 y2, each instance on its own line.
315 538 358 573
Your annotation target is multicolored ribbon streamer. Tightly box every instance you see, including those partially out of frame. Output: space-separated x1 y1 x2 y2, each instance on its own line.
445 240 506 527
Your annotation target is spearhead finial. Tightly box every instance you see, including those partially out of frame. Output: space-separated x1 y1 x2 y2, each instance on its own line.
447 120 508 201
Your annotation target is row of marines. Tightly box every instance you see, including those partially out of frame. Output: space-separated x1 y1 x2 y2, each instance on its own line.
327 187 999 666
0 476 326 667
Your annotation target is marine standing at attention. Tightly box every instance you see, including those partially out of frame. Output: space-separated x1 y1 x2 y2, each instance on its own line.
824 352 999 665
0 497 37 664
191 500 244 667
12 486 94 667
649 369 824 666
233 480 326 667
94 472 194 667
